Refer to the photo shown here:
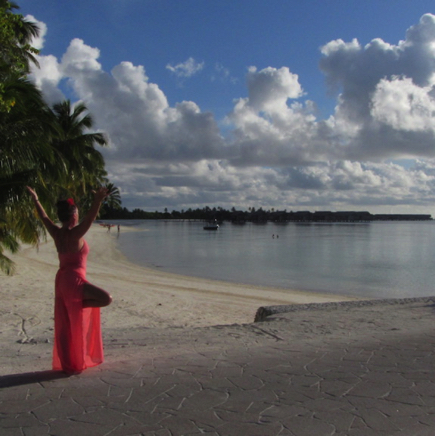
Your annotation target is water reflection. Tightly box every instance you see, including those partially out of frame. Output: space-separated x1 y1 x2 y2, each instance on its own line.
116 220 435 299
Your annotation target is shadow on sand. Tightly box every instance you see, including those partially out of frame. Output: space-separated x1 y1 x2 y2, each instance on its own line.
0 370 70 388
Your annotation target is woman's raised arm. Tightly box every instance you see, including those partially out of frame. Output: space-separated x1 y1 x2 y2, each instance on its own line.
72 187 110 239
26 186 59 239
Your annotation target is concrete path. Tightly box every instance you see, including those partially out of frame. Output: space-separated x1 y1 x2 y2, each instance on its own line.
1 298 435 435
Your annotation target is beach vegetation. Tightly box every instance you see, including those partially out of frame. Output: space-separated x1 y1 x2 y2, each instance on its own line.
101 206 433 224
46 100 108 199
103 183 122 210
0 0 39 112
0 1 120 275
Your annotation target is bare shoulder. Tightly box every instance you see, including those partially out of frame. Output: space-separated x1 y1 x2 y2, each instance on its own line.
45 221 61 240
68 222 89 239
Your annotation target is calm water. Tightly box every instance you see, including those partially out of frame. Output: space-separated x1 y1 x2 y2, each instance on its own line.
114 220 435 299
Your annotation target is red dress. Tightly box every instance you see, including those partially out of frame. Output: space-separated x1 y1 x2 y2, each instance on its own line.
52 240 103 373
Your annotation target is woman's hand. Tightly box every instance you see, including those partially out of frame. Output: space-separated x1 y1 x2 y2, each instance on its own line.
93 186 110 203
26 186 38 202
26 186 58 236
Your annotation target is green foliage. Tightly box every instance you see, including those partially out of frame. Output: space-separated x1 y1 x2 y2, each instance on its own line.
45 100 109 202
0 2 121 275
101 207 434 224
104 182 122 210
0 218 19 275
0 1 39 112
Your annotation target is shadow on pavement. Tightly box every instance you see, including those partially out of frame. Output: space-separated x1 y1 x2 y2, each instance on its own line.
0 370 70 388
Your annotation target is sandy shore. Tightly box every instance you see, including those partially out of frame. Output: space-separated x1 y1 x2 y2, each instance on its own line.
0 224 356 375
4 225 435 434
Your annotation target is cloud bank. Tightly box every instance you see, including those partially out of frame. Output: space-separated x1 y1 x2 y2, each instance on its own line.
28 13 435 213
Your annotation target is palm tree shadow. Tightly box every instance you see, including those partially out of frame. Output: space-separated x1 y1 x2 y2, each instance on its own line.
0 370 70 388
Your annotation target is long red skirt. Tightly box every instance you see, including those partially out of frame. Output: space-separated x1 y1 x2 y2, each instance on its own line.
53 242 103 373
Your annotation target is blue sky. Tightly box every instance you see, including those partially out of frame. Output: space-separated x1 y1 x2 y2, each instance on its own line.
16 0 435 214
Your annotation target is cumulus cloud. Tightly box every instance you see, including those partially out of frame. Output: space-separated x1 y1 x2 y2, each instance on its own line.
371 76 435 131
166 57 204 78
107 158 435 212
49 40 225 161
27 13 435 212
319 13 435 160
29 54 64 104
26 16 64 104
246 66 304 111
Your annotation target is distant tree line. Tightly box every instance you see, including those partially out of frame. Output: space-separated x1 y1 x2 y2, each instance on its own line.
102 206 432 223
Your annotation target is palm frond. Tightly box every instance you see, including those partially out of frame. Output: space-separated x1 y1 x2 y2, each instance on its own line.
0 252 16 275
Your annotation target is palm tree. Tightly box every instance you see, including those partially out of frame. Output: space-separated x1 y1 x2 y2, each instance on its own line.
0 5 117 275
0 1 40 69
78 181 122 219
47 100 108 200
0 218 19 275
0 3 52 275
104 182 122 210
0 3 49 215
0 94 111 275
0 1 40 112
0 97 113 275
0 74 56 270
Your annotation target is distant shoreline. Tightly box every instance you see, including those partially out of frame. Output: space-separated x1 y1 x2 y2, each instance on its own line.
101 209 433 223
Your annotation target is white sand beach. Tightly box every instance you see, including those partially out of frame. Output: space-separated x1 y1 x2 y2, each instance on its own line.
0 224 356 375
4 224 435 436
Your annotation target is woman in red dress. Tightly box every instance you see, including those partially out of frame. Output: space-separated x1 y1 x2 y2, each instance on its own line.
27 186 112 374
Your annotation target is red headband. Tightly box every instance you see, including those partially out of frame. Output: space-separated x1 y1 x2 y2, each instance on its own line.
67 198 75 206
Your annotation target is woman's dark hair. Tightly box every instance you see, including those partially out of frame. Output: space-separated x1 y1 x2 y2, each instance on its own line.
56 199 77 223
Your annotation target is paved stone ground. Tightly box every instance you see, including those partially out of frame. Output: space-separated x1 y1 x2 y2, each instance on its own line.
1 298 435 436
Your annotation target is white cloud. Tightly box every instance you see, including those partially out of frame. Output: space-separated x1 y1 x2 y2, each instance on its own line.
53 40 225 161
26 16 65 104
246 66 304 112
226 66 321 166
26 13 435 213
107 158 435 212
29 54 64 104
61 38 102 77
166 57 204 78
318 13 435 161
371 76 435 132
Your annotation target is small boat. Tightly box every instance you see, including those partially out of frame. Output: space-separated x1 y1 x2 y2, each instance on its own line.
203 224 219 230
